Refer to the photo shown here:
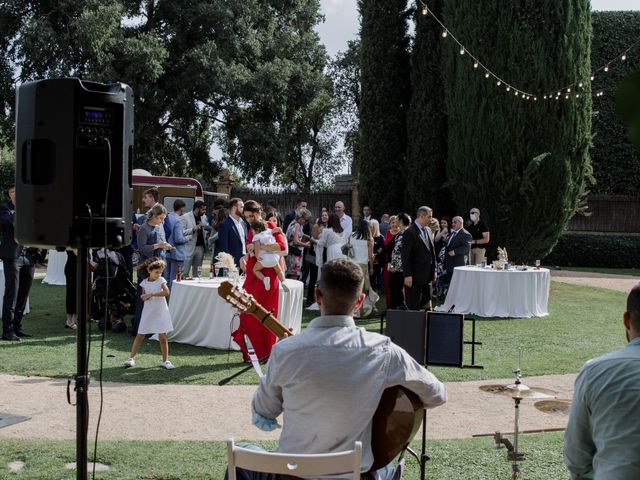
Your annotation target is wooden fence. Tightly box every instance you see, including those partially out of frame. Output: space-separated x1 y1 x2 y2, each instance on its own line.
228 188 353 219
567 194 640 234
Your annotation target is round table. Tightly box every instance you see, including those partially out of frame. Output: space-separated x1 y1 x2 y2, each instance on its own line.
164 278 304 349
42 250 67 285
440 266 550 318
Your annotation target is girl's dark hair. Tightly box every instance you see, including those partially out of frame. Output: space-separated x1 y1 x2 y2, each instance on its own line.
250 219 267 233
354 218 371 241
441 216 451 228
327 213 343 233
264 206 282 227
136 257 165 279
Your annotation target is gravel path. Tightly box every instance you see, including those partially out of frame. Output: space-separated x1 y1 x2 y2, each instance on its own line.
0 373 576 441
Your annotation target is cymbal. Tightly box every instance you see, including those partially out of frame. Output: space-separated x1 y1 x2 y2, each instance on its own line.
479 383 557 400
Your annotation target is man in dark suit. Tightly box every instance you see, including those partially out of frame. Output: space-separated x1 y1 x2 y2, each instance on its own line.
444 216 472 284
401 206 437 310
1 186 38 341
215 197 247 270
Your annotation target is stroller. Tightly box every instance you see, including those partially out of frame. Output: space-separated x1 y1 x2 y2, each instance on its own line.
92 249 136 332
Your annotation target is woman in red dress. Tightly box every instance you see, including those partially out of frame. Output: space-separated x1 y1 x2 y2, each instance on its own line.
232 200 288 361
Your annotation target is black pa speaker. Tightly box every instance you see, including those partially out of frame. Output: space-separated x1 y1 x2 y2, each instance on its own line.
426 312 464 367
15 78 133 248
385 309 427 365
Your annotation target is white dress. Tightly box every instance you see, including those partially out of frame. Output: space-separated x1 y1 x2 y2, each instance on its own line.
317 228 346 262
138 277 173 334
252 229 280 268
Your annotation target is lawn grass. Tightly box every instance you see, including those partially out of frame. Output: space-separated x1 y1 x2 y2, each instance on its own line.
0 279 627 384
0 433 569 479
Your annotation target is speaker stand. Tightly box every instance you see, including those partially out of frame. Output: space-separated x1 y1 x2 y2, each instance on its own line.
74 243 91 479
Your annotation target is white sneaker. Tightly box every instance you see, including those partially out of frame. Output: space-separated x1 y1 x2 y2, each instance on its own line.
123 358 135 368
263 277 271 291
162 360 175 370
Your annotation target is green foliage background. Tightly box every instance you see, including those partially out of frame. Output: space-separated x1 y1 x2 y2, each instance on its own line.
590 11 640 194
440 0 593 262
357 0 411 215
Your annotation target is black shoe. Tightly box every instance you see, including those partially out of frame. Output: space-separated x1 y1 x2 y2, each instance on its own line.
14 329 32 338
1 332 20 341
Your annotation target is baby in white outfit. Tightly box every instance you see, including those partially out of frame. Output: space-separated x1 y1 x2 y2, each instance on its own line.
250 220 287 291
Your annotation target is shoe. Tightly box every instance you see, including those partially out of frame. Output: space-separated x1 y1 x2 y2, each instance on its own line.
123 357 135 368
162 360 176 370
1 332 20 341
64 322 77 330
14 329 32 338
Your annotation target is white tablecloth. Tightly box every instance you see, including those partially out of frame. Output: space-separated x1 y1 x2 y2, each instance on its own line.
0 262 30 314
165 278 304 349
441 266 550 318
42 250 67 285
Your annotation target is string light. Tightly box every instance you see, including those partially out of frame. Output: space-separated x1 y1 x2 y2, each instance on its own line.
417 0 640 103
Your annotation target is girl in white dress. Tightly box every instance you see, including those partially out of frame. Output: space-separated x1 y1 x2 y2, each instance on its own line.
123 258 175 369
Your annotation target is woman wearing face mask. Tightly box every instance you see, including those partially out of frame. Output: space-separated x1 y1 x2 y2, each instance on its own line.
467 208 490 265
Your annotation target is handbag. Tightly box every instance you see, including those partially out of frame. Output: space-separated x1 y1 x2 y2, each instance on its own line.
341 238 355 259
304 250 316 264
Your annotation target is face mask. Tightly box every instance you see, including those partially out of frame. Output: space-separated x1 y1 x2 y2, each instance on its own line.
470 213 477 222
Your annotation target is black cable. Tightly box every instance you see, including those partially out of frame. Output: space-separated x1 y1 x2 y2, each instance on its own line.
226 312 240 369
92 137 112 479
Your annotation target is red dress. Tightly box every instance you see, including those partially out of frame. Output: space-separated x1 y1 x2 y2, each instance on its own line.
232 220 287 361
383 230 396 309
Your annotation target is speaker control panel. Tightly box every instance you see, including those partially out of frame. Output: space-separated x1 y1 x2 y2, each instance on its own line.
77 106 114 147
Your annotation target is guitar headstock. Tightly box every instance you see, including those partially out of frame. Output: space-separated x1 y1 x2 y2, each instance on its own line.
218 281 260 315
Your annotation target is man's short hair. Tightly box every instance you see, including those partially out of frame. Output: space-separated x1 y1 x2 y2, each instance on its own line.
228 197 242 210
319 259 364 315
193 200 206 210
295 199 306 207
143 187 159 202
417 206 432 217
173 199 186 211
627 284 640 331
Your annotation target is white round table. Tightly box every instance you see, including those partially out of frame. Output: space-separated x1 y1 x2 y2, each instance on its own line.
42 250 67 285
440 266 550 318
164 278 304 350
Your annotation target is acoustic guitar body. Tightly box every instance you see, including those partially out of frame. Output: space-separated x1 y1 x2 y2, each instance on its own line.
370 386 424 471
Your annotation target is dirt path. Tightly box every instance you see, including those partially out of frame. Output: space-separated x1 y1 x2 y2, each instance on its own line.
550 269 639 293
0 373 575 441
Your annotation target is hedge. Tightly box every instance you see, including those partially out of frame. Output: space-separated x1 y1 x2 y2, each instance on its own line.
591 11 640 194
543 233 640 268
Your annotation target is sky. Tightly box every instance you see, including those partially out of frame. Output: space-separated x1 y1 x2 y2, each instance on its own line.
316 0 640 57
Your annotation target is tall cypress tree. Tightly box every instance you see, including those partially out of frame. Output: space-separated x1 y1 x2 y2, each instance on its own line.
358 0 411 215
406 0 452 215
442 0 593 261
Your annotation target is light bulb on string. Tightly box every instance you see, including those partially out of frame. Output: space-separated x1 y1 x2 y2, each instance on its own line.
622 54 627 61
534 97 537 101
578 82 583 88
485 72 490 78
565 95 569 99
576 94 580 98
442 30 448 38
604 65 609 72
506 87 511 92
544 95 547 99
590 75 595 81
473 62 479 69
460 48 465 55
567 88 571 93
422 6 428 15
515 91 519 96
497 80 501 86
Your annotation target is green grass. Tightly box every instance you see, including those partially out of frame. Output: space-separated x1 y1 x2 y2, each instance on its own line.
0 280 627 384
0 434 569 479
554 266 640 277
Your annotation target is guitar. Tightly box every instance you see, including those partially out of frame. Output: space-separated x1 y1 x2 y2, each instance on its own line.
217 280 424 470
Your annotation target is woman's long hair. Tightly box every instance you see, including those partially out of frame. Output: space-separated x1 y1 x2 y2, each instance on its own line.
327 213 343 233
354 218 371 241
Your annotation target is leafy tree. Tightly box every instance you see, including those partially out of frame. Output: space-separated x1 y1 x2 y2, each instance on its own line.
358 0 411 215
441 0 593 262
405 0 452 215
328 40 361 174
0 0 339 190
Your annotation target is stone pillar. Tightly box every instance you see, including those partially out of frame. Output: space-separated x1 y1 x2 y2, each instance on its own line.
215 169 232 196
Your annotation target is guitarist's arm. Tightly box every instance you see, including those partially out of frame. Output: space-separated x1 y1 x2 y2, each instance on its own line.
385 343 447 408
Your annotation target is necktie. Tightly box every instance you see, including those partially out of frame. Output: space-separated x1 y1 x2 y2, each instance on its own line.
448 230 457 246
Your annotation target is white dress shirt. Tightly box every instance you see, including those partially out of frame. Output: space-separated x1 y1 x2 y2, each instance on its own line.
230 215 246 255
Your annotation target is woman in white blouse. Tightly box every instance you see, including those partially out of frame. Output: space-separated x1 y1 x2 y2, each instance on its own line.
315 213 346 262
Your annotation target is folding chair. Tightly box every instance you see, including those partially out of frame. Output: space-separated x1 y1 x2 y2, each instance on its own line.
226 438 362 480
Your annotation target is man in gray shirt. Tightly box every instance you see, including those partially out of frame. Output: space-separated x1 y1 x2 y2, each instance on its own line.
564 283 640 479
236 259 447 480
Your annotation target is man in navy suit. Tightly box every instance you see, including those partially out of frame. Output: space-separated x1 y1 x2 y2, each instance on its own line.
401 206 437 311
215 198 247 270
444 216 472 284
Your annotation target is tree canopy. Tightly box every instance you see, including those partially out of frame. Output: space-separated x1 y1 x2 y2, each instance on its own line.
0 0 342 191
